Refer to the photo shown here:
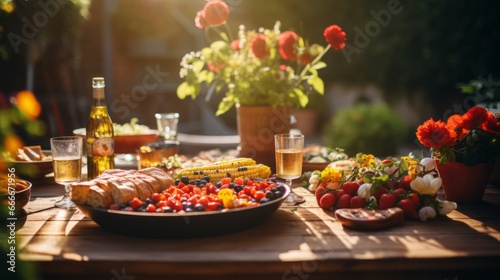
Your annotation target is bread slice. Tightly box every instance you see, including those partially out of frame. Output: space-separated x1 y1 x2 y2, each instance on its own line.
23 145 43 161
137 167 174 189
87 185 114 208
132 173 165 193
15 149 32 161
107 177 139 205
70 181 94 204
124 175 153 201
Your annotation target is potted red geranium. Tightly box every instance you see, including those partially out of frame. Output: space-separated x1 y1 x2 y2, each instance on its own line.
177 0 346 168
416 106 500 203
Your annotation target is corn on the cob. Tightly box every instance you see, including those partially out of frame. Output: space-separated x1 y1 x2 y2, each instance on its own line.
176 158 271 182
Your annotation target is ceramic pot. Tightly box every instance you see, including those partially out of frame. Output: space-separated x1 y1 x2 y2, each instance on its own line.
437 161 495 203
236 105 291 172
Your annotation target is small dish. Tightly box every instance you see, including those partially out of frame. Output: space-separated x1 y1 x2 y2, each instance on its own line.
0 179 32 210
6 150 53 180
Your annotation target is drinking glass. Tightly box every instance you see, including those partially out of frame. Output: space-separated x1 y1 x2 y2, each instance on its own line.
50 136 82 209
275 134 305 205
155 112 179 141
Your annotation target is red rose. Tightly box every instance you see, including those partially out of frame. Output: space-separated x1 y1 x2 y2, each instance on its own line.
416 118 457 149
195 10 208 29
203 0 229 26
323 25 346 50
250 34 269 59
278 31 299 61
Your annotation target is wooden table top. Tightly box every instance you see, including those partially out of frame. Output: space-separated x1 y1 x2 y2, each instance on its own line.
13 178 500 280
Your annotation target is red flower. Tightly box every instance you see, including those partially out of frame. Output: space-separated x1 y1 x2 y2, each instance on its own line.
482 111 500 136
250 34 269 59
299 53 312 64
447 114 468 140
195 11 208 29
203 0 229 27
230 39 240 51
416 118 457 149
323 25 346 50
460 106 489 130
207 61 225 73
278 31 299 61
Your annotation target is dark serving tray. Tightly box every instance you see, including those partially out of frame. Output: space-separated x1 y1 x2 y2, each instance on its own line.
76 183 290 239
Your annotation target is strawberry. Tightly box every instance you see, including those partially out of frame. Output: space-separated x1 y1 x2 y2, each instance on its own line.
350 196 365 208
379 193 397 210
334 189 346 200
315 186 326 204
393 188 405 196
319 193 336 210
336 194 352 209
341 181 360 196
398 175 412 190
398 198 419 220
408 192 421 209
372 186 387 200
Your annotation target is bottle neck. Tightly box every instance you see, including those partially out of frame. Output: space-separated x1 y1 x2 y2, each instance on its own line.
92 87 106 106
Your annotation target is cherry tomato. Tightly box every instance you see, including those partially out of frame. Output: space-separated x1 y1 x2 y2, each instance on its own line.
129 197 142 210
146 204 156 212
254 190 266 201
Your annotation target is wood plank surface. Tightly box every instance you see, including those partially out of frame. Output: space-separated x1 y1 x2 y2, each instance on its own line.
11 183 500 280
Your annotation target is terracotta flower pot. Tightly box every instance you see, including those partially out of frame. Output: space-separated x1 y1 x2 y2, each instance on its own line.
437 161 495 203
236 105 291 172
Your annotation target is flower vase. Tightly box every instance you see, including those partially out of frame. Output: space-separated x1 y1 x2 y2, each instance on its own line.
236 104 291 172
436 161 495 203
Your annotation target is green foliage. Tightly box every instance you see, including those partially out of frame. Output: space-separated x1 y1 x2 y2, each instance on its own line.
322 103 409 157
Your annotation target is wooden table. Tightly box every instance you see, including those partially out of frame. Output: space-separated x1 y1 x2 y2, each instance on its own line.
13 179 500 280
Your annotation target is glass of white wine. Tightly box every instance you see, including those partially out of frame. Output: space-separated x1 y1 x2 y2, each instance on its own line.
50 136 82 209
275 134 305 206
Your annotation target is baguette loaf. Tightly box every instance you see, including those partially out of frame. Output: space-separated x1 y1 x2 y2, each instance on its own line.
87 185 114 208
124 175 153 201
137 167 175 189
70 181 94 205
108 177 139 205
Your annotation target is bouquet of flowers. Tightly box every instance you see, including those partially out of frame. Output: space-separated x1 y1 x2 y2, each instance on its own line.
176 0 346 116
416 106 500 166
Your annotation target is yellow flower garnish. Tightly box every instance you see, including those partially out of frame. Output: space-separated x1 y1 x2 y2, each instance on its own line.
320 167 342 182
360 154 375 167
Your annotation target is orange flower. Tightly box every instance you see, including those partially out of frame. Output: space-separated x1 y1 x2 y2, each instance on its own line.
447 114 468 140
323 25 346 50
202 0 229 27
15 90 41 120
416 118 457 149
3 134 24 155
482 111 500 136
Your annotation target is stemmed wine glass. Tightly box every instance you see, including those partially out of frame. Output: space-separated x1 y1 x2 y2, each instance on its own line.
275 134 305 206
50 136 82 209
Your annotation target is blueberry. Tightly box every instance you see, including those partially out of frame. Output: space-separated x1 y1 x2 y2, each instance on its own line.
217 204 224 210
185 208 194 213
181 176 189 184
273 190 283 198
259 197 271 204
265 190 276 200
234 184 243 193
195 203 205 211
145 198 154 205
277 185 286 193
175 179 181 185
229 182 235 189
162 206 174 213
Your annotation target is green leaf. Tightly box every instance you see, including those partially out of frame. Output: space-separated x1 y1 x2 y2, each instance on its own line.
177 82 198 99
293 88 309 107
312 61 327 70
307 76 324 94
216 97 235 116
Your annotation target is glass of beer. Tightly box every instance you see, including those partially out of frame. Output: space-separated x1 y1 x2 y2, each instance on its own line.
50 136 82 209
275 134 305 205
